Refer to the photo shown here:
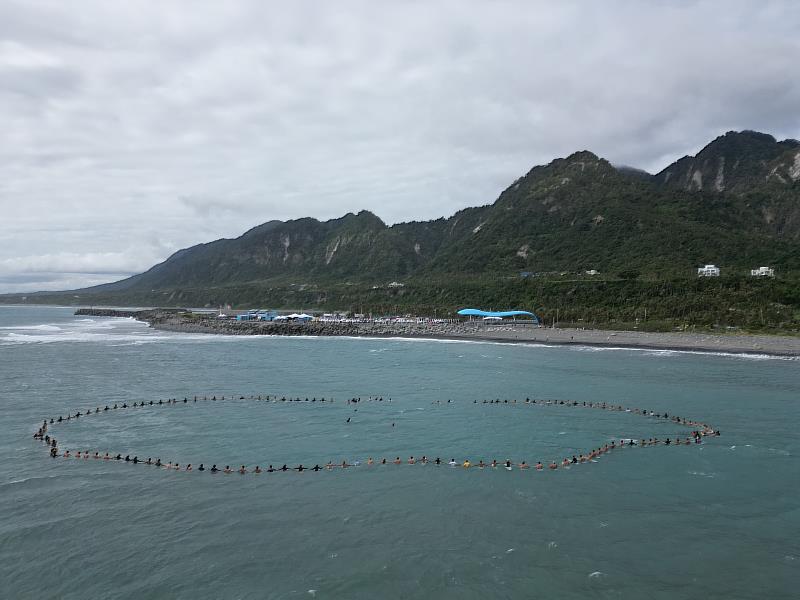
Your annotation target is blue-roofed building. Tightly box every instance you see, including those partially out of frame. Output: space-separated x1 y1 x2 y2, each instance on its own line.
457 308 539 324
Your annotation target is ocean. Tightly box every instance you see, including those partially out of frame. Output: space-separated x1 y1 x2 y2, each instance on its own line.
1 305 798 599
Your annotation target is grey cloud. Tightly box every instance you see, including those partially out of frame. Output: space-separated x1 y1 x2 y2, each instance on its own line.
1 0 799 292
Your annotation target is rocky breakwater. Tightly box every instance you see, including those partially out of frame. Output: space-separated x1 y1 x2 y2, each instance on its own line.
74 308 146 318
74 309 504 339
145 313 487 338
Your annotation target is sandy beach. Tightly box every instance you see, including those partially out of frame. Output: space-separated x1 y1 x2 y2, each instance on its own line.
433 325 800 357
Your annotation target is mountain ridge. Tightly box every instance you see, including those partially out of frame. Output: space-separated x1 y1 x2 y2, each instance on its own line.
6 130 800 318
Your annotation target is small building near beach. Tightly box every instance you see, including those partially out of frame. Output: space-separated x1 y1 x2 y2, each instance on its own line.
697 264 720 277
750 266 774 277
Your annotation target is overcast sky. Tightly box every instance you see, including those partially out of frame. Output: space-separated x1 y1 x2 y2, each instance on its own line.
1 0 799 292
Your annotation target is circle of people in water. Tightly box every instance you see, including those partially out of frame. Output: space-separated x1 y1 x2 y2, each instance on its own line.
33 393 720 475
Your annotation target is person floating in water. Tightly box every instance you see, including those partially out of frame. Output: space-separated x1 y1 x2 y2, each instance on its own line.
210 464 218 472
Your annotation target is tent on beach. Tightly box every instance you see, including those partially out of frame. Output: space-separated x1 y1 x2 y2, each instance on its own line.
457 308 539 324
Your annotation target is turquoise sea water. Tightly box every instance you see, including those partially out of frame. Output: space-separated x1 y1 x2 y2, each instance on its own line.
1 305 798 599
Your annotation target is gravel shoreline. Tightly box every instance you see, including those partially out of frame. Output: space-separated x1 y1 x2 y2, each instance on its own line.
74 309 800 357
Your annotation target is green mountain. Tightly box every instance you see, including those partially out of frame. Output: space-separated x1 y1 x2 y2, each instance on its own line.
655 130 800 193
92 132 800 291
5 130 800 331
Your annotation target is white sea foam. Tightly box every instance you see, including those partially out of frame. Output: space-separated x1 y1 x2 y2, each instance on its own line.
0 323 62 331
588 571 605 578
688 471 715 478
2 316 796 361
294 334 799 361
767 448 791 456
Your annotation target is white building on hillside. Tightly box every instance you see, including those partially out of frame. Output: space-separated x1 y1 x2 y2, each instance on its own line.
750 266 775 277
697 264 720 277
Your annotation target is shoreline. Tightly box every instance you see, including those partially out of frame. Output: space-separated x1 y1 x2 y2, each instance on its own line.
68 309 798 358
372 332 800 357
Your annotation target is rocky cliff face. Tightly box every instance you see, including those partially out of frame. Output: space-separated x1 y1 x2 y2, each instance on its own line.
655 130 800 193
